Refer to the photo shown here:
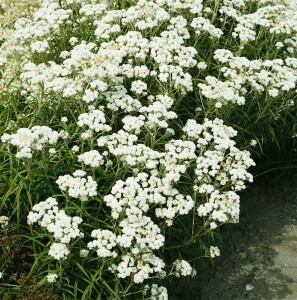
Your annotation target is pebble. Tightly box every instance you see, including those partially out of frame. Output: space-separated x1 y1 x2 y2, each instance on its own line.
245 284 254 292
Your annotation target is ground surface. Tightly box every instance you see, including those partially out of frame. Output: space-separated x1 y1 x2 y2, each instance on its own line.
175 172 297 300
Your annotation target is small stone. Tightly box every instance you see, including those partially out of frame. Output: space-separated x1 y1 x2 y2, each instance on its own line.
245 284 254 292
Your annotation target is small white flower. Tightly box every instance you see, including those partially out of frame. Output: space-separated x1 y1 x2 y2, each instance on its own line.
0 216 9 228
130 80 148 95
268 89 279 97
210 222 217 229
49 243 70 260
197 62 207 70
47 273 58 283
88 229 117 258
69 37 78 45
49 148 57 155
80 249 89 258
215 102 223 108
56 171 97 201
59 130 69 140
173 260 193 277
71 146 79 153
1 126 59 159
210 246 220 258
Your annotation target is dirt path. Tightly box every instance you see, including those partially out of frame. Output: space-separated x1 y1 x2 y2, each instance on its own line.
177 173 297 300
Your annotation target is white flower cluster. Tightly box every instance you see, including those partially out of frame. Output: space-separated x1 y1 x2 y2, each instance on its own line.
96 168 195 281
154 192 194 225
210 246 221 258
97 130 138 153
139 95 177 129
78 150 104 168
183 118 255 224
130 80 148 96
187 0 297 108
228 2 297 45
191 17 223 39
0 216 9 229
162 139 196 172
198 75 246 106
79 249 89 257
87 229 117 258
27 197 83 260
111 144 164 169
77 107 112 136
47 273 58 283
79 3 107 20
122 115 145 135
197 191 240 223
114 252 165 283
1 126 59 158
49 242 70 260
96 118 253 239
104 172 193 223
172 259 194 277
199 49 297 108
56 170 97 201
117 216 165 250
122 1 170 30
144 284 168 300
30 40 49 53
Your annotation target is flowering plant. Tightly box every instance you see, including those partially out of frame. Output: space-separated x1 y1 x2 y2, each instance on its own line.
0 0 296 299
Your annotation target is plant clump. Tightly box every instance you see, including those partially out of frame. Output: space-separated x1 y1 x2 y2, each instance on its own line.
0 0 296 299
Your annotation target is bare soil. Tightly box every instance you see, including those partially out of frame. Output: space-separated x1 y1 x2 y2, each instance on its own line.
176 172 297 300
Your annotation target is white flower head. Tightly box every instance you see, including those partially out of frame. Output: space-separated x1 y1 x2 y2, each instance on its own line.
210 246 220 258
47 273 58 283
